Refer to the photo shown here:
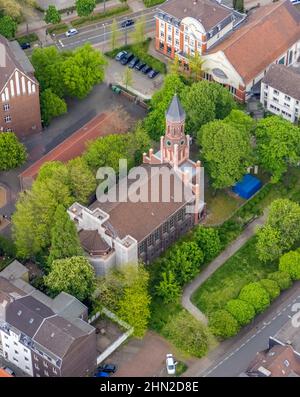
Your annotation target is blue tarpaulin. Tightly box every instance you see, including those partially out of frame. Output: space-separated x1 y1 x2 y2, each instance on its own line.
232 174 262 200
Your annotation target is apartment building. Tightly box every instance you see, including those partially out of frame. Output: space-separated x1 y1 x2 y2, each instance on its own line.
260 64 300 122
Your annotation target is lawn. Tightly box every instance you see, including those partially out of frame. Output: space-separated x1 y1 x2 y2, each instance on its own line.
71 5 130 28
143 0 166 7
192 236 278 315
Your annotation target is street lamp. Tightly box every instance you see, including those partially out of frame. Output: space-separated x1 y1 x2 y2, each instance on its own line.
102 23 106 51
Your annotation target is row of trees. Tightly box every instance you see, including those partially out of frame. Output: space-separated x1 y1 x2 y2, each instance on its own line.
31 44 107 125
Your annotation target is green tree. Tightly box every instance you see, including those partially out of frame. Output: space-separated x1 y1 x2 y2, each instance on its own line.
267 271 292 291
255 116 300 182
165 242 204 286
170 54 181 75
163 311 210 357
233 0 244 12
122 66 133 89
256 225 282 263
226 299 255 326
131 16 146 44
116 264 151 337
181 83 215 134
209 309 240 339
198 120 252 189
127 122 151 165
259 279 280 301
239 282 270 314
67 157 96 204
155 271 181 303
188 52 205 81
62 44 107 99
47 205 83 267
144 74 185 140
0 16 17 39
193 227 221 263
0 0 21 20
279 250 300 281
75 0 96 16
44 256 96 301
40 88 67 126
110 18 119 50
0 132 27 171
44 5 61 24
224 109 255 134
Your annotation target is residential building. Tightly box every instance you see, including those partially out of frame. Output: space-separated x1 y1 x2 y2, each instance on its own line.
260 64 300 122
0 35 41 138
0 261 97 377
246 317 300 377
68 95 205 275
155 0 300 102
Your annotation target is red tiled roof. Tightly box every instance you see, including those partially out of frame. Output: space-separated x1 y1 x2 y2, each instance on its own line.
19 112 115 183
209 0 300 83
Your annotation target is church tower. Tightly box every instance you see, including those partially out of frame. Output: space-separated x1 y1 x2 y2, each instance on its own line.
160 94 190 167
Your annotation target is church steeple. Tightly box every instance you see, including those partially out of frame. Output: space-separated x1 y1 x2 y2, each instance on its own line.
162 94 189 166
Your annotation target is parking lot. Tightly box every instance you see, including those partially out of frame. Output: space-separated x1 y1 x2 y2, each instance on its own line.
105 57 164 98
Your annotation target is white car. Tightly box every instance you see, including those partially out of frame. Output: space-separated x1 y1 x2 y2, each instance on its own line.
65 28 78 37
166 353 177 375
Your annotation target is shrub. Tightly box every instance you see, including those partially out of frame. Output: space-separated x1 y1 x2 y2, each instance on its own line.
259 279 280 300
279 250 300 281
267 271 292 290
162 311 210 357
209 309 240 339
0 236 16 258
193 227 221 263
226 299 255 326
239 282 270 314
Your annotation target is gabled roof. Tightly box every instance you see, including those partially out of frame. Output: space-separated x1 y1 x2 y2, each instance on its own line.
262 64 300 101
79 229 111 256
209 0 300 84
166 94 186 122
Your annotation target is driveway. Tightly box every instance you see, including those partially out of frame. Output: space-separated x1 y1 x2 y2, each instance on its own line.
107 331 190 377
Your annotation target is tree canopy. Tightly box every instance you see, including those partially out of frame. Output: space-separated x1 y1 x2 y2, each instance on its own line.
239 282 270 314
76 0 96 17
279 250 300 281
40 88 67 126
0 132 27 171
44 5 61 24
0 16 17 39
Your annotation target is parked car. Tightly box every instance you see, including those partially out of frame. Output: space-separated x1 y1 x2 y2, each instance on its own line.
141 65 152 74
94 371 110 377
97 364 117 374
120 52 134 65
115 50 127 61
65 28 78 37
148 69 159 79
121 19 135 28
166 354 177 375
1 367 16 376
128 56 139 68
20 42 30 50
135 61 146 71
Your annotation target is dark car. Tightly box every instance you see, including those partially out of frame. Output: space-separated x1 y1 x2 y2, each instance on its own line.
120 52 134 65
97 364 117 374
20 42 30 50
141 65 152 74
148 69 159 79
121 19 135 28
128 57 139 69
115 50 127 61
135 61 146 71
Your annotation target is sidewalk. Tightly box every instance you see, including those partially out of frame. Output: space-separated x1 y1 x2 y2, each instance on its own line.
181 212 267 325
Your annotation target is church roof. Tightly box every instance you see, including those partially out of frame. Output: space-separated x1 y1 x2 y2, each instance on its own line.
166 94 186 122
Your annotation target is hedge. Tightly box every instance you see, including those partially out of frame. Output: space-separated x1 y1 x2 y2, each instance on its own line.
71 5 130 28
209 309 240 339
267 271 292 290
259 279 280 301
279 250 300 281
239 282 270 314
226 299 255 326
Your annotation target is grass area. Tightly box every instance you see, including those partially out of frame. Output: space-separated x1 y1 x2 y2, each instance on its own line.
143 0 166 7
47 23 69 35
192 236 278 315
105 38 167 74
16 33 39 45
71 5 130 28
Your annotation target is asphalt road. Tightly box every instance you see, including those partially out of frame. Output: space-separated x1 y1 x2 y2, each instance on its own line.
55 8 157 50
201 284 300 377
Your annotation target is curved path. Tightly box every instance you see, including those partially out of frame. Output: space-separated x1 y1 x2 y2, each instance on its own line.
181 212 267 325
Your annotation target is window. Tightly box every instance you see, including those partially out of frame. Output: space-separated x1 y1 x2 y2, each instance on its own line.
264 84 268 90
34 355 39 361
25 357 29 362
288 51 293 65
5 344 9 348
163 222 168 234
278 57 285 64
154 229 160 241
273 89 279 95
14 341 18 346
5 128 12 132
285 95 291 101
24 348 28 353
296 100 299 105
44 370 49 376
34 363 40 370
169 216 175 229
175 39 179 46
25 366 30 370
168 25 172 32
4 115 11 123
4 335 8 339
147 234 154 246
160 31 164 38
167 35 172 43
14 350 18 355
175 28 179 36
284 102 290 108
229 86 236 95
3 104 9 111
273 97 279 102
43 361 48 368
138 241 146 255
13 357 18 362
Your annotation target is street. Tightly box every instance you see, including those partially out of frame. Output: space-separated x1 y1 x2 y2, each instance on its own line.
54 8 157 50
201 283 300 377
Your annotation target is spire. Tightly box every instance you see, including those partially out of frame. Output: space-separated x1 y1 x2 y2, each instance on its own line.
166 94 186 122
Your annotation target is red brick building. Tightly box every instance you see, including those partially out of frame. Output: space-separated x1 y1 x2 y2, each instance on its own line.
155 0 300 102
0 35 41 138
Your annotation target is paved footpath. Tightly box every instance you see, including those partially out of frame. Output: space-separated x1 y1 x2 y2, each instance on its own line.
181 212 267 325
